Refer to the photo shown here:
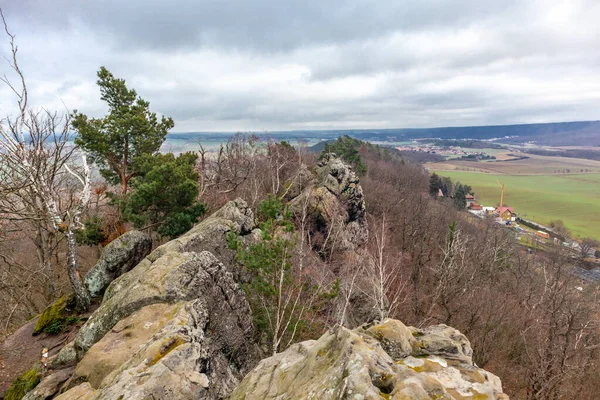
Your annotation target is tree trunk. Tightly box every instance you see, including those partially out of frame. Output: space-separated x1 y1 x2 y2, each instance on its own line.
66 226 90 312
121 170 128 195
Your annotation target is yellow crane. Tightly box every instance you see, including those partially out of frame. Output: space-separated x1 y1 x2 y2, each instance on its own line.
497 180 504 209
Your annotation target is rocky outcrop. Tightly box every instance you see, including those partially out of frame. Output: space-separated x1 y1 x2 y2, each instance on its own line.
49 199 260 400
84 230 152 298
289 153 368 253
230 319 508 400
14 185 508 400
146 198 256 279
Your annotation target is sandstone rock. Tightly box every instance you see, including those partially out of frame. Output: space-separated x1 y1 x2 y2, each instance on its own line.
53 382 96 400
49 341 77 369
73 251 253 355
47 200 260 400
289 153 367 253
230 319 508 400
33 295 74 335
54 244 258 399
70 303 182 388
145 198 255 274
59 296 255 400
22 367 74 400
84 230 152 298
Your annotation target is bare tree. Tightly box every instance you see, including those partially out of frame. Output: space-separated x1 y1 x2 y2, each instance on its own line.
521 247 599 400
362 214 404 320
579 237 598 262
0 10 92 312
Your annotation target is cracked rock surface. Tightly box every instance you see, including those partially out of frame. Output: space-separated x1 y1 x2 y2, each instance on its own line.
52 200 260 400
230 319 508 400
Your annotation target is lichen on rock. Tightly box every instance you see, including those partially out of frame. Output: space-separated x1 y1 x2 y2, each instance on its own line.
84 230 152 298
230 319 508 400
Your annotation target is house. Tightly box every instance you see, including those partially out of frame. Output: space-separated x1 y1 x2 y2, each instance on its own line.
465 194 476 206
468 202 483 211
496 206 516 221
467 202 484 217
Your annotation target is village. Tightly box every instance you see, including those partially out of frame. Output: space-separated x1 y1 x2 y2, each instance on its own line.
396 143 494 159
447 186 600 272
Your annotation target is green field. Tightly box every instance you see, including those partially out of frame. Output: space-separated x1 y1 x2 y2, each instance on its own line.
437 172 600 239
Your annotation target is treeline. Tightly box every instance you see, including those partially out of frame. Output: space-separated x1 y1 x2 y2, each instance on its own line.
429 139 504 149
524 148 600 161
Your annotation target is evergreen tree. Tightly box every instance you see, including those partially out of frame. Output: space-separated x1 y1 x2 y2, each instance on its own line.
453 183 467 209
72 67 174 195
429 173 442 197
121 152 206 238
322 135 367 174
441 176 453 197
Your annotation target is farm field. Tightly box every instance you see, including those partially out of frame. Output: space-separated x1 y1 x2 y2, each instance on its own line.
432 171 600 240
426 152 600 175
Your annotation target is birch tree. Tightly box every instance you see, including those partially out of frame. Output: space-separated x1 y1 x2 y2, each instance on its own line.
362 214 404 321
0 10 92 312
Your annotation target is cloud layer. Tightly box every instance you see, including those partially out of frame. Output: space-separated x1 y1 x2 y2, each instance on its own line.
1 0 599 131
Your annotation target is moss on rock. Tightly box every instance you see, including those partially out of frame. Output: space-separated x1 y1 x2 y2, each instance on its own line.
33 295 75 335
4 364 41 400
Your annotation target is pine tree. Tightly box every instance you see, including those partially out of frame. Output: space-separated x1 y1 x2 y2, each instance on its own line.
72 67 174 195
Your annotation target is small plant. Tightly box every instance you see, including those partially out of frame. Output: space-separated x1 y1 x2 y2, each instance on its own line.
42 315 79 335
43 319 65 334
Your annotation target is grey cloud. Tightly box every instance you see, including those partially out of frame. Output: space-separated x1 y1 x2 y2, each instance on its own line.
0 0 600 131
4 0 522 52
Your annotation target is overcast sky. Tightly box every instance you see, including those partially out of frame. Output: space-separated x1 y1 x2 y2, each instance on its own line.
0 0 599 132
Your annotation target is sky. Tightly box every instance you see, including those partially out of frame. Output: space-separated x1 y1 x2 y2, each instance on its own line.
0 0 600 132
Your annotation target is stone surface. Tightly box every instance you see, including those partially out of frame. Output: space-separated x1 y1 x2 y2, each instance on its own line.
47 200 261 400
49 341 77 369
289 153 368 253
58 295 256 400
33 295 73 335
53 382 96 400
230 319 508 400
70 303 181 388
22 367 74 400
84 230 152 298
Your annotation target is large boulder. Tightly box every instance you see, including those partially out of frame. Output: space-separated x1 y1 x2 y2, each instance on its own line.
56 250 258 399
289 153 368 253
230 319 508 400
45 200 260 400
84 230 152 298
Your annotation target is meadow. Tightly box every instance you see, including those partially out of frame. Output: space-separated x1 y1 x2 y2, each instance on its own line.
433 171 600 240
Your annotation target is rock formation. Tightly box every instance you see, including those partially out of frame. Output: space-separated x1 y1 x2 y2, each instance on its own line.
50 199 260 399
84 230 152 298
289 153 368 253
231 319 508 400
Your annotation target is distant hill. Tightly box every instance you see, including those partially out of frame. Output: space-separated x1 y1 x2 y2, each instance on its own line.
170 120 600 147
